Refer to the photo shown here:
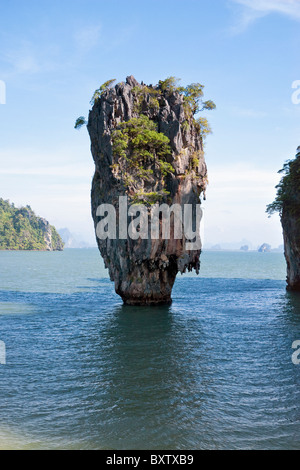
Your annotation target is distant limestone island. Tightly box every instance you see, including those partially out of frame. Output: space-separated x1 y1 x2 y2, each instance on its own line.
58 228 94 249
258 243 271 253
0 198 64 251
205 242 283 252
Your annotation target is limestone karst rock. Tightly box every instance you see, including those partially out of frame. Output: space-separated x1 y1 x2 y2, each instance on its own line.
87 76 211 305
281 147 300 290
0 198 64 251
268 146 300 290
258 243 271 253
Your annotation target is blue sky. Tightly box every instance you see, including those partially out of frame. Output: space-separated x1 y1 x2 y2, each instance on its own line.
0 0 300 247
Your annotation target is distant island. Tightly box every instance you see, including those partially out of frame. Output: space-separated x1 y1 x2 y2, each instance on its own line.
0 198 64 251
258 243 271 253
204 243 283 253
58 228 95 249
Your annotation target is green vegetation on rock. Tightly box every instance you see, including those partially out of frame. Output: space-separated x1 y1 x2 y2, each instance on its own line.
111 115 174 203
158 76 216 138
267 148 300 217
77 75 215 206
131 85 160 114
75 79 117 128
75 76 215 140
131 189 170 205
74 116 87 130
90 79 116 105
112 115 172 164
0 199 64 251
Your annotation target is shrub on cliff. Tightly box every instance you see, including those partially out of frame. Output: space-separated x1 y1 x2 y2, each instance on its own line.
90 79 116 105
267 148 300 217
75 75 215 205
111 115 174 203
158 77 216 130
75 76 215 140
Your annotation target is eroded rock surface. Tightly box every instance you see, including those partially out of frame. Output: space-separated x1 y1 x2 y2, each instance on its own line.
88 76 209 305
269 146 300 291
281 147 300 290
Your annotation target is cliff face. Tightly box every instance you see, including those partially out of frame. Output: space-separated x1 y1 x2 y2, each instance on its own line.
88 76 210 305
268 146 300 290
0 198 64 251
38 217 64 251
282 209 300 290
281 146 300 290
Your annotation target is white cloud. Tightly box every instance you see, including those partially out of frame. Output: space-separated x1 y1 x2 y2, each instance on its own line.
74 25 102 53
208 164 280 185
0 23 101 79
230 106 268 118
3 43 40 75
230 0 300 33
0 143 93 172
202 163 283 246
0 146 95 240
234 0 300 18
1 40 62 77
0 165 93 178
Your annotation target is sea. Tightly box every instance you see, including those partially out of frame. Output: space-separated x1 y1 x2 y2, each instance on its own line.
0 248 300 450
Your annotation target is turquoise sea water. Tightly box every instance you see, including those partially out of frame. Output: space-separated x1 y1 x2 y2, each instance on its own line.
0 249 300 450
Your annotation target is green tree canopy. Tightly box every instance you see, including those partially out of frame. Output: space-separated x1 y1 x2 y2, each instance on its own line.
0 199 64 250
267 151 300 216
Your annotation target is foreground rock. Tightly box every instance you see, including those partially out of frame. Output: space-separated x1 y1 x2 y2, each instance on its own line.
268 146 300 290
87 76 213 305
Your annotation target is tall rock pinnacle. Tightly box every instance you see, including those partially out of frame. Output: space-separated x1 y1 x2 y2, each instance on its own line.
267 146 300 291
87 76 214 305
279 147 300 290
